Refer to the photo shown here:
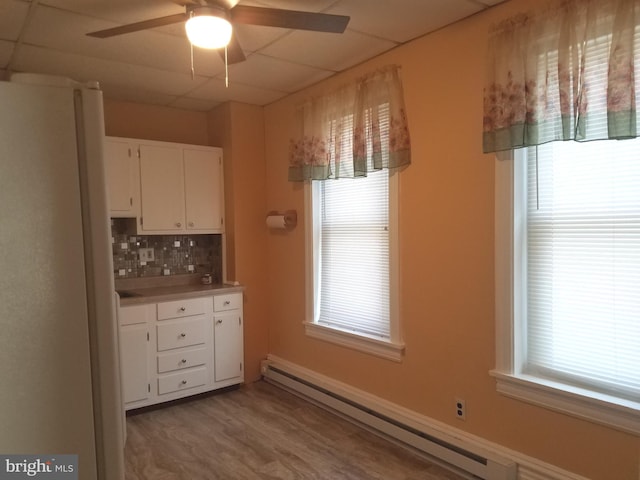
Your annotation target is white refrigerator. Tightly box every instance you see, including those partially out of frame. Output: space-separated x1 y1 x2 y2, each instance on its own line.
0 74 125 479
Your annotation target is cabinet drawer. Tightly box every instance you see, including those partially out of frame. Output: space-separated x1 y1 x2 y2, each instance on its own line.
157 367 207 395
157 317 206 351
214 293 242 312
119 304 150 326
157 347 208 374
157 297 206 320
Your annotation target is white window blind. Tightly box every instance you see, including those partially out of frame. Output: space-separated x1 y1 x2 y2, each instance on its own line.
525 140 640 401
318 170 390 338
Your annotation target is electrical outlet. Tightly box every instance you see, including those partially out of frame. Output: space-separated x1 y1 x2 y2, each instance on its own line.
455 398 466 420
139 248 154 262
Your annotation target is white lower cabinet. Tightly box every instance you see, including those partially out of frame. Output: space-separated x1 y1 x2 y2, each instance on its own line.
213 292 244 383
119 324 150 404
118 304 154 410
214 312 243 382
118 292 243 410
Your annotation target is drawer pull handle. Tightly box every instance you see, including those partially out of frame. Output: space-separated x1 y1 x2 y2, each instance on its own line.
216 319 223 324
180 333 186 338
176 222 182 228
179 307 186 312
181 380 187 385
181 359 187 364
224 300 231 306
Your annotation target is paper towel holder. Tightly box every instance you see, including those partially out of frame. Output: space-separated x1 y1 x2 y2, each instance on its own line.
266 210 297 229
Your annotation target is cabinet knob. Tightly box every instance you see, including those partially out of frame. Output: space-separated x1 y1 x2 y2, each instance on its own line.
176 222 182 227
216 319 223 324
181 359 187 364
224 300 231 306
180 333 186 338
181 380 187 385
179 307 186 312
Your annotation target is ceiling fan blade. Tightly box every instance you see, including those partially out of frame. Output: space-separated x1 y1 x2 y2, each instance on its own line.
218 32 246 65
87 13 187 38
230 5 349 33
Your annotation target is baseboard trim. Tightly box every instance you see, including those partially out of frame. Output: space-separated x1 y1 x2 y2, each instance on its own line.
262 355 590 480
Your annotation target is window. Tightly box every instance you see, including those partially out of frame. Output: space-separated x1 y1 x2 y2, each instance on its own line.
525 142 640 401
489 2 640 432
493 143 640 434
303 111 403 362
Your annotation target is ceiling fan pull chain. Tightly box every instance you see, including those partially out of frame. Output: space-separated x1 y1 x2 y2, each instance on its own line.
225 45 229 88
190 42 195 80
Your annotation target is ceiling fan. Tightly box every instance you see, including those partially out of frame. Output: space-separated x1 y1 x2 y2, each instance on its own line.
86 1 351 65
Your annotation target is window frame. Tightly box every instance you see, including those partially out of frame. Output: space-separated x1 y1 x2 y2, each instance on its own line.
303 171 404 362
492 149 640 435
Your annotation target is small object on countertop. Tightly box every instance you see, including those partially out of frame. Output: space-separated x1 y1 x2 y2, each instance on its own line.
201 274 212 285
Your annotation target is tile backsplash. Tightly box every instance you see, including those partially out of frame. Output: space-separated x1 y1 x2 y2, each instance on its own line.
111 218 222 281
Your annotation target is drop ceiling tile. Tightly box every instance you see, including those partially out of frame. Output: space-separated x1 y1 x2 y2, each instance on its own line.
0 40 15 68
188 77 286 105
472 0 506 6
0 0 30 42
231 24 288 53
225 53 333 93
239 0 337 12
12 45 209 97
0 0 510 109
328 0 483 43
40 0 184 25
240 0 336 8
231 0 349 52
23 6 224 78
261 28 395 71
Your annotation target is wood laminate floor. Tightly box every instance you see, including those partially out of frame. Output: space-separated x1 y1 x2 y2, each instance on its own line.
124 381 466 480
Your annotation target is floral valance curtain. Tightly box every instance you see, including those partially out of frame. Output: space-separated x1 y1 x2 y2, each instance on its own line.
483 0 640 153
288 65 411 181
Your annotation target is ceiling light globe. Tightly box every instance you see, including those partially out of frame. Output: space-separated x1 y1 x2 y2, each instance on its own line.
185 15 232 49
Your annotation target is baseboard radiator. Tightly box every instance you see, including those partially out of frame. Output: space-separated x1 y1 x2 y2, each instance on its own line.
261 359 517 480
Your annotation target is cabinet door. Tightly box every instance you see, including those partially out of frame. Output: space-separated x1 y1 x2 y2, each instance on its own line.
139 144 185 232
213 312 243 382
184 148 223 232
105 138 138 216
119 323 149 405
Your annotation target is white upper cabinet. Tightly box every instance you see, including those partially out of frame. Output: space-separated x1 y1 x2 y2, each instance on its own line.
105 137 224 235
104 138 139 217
184 148 224 232
139 143 185 232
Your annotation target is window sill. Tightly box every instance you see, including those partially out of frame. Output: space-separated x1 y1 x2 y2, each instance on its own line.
304 321 404 362
490 370 640 435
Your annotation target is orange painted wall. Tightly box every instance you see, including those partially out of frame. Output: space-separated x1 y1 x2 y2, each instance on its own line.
104 100 209 145
208 102 269 382
262 1 640 479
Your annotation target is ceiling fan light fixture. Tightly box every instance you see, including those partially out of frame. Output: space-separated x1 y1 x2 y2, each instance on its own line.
185 7 232 49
